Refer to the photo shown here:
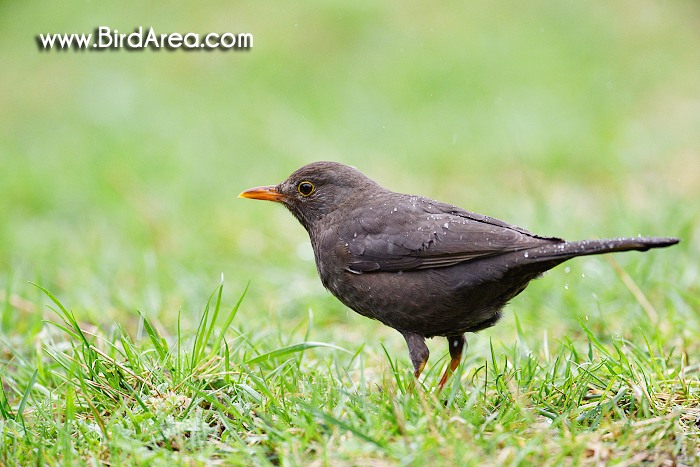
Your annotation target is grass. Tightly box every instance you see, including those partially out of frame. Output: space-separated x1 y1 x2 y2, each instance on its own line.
1 275 698 465
2 0 700 465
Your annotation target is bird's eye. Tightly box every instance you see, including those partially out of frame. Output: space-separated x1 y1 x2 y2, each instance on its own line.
297 181 315 196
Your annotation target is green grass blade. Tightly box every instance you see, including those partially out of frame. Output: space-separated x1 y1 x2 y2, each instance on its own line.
17 369 38 431
246 342 351 365
191 282 223 367
210 281 248 357
138 310 168 360
296 400 387 450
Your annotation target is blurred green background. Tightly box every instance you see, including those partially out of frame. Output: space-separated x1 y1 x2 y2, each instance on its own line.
1 1 698 360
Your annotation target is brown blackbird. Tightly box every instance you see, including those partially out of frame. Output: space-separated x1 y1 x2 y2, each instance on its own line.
239 161 679 389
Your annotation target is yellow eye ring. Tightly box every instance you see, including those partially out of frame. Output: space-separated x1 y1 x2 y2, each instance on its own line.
297 181 315 196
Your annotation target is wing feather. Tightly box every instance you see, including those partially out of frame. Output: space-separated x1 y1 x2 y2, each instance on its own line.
341 195 562 273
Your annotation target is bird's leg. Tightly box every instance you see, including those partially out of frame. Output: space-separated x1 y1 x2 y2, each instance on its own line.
438 334 467 391
400 331 429 379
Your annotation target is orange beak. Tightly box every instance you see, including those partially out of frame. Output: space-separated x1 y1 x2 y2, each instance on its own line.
238 185 286 202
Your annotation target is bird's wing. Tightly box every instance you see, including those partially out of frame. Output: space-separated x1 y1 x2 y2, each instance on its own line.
342 196 562 273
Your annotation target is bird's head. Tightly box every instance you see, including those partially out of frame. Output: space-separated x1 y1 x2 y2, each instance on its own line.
239 161 380 231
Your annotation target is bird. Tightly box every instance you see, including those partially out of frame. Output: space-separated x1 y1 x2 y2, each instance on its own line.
239 161 679 390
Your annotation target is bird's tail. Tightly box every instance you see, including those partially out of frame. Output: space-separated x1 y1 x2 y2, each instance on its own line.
525 237 679 262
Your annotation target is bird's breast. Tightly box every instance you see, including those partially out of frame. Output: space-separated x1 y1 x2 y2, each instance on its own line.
309 227 351 287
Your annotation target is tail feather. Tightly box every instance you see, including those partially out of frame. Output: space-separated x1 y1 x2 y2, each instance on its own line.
526 237 679 262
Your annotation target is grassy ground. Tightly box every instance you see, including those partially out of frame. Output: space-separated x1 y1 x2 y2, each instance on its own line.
1 1 699 465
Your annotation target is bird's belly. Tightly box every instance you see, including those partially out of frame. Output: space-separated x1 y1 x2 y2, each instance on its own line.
322 264 525 337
